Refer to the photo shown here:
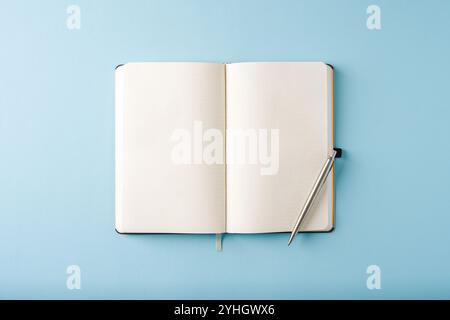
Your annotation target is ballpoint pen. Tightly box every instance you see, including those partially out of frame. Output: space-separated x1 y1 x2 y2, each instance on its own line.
288 148 340 246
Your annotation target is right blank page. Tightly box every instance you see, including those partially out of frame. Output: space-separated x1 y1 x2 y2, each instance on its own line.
226 62 334 233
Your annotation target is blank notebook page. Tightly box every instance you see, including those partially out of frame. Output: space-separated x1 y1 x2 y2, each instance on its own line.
225 62 334 233
115 63 226 233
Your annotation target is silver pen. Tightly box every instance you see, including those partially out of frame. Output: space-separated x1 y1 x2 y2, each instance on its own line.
288 149 338 246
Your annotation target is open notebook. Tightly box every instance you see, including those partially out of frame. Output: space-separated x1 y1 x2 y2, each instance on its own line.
115 62 334 234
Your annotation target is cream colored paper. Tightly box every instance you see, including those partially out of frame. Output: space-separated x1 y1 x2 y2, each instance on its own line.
115 62 333 234
226 62 334 233
115 63 226 233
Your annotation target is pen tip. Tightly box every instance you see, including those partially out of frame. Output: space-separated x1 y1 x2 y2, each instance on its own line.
287 235 294 246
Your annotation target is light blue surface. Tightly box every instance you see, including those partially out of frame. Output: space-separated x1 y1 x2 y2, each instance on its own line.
1 0 450 299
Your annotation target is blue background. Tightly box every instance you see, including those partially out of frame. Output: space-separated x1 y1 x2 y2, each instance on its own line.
1 0 449 299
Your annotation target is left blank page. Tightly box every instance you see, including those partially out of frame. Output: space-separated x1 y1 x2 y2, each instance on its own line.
115 62 226 233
